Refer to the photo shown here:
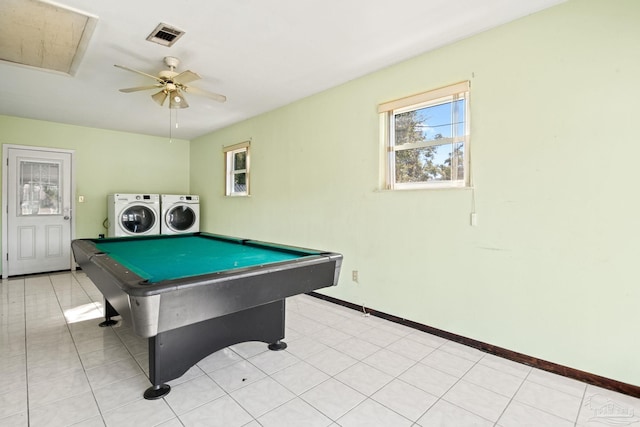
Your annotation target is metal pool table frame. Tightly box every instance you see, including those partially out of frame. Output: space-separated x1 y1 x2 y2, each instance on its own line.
71 233 342 399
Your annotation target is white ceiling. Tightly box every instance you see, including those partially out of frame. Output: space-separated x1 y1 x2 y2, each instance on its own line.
0 0 565 140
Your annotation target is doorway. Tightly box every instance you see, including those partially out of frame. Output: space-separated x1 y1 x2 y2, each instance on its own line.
2 145 75 278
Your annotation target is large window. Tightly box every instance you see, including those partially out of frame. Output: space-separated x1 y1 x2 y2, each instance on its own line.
380 81 470 190
224 141 250 196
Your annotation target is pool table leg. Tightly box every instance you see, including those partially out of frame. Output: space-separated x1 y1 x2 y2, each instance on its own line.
143 384 171 400
98 298 119 327
143 300 287 399
268 340 288 350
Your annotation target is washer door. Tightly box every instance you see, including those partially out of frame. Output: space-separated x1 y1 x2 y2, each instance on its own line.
166 205 196 232
120 204 157 234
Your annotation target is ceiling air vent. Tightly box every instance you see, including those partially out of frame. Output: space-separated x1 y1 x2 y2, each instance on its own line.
146 23 185 47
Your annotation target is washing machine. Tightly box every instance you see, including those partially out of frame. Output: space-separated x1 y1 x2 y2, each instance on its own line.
160 194 200 235
107 194 161 237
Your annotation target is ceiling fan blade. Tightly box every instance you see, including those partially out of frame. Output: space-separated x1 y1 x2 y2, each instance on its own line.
173 70 201 85
151 90 168 106
169 90 189 109
114 64 163 83
183 86 227 103
119 84 163 93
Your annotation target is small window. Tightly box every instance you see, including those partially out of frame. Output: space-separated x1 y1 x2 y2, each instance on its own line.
379 81 470 190
224 141 250 196
19 160 62 215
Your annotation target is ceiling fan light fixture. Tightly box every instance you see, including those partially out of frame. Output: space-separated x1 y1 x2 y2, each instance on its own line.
151 90 168 106
169 90 188 109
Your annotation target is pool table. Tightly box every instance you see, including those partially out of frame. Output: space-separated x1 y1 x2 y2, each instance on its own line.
71 232 342 399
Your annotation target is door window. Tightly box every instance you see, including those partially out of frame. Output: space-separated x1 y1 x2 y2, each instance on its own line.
167 206 195 231
121 206 156 233
19 160 62 215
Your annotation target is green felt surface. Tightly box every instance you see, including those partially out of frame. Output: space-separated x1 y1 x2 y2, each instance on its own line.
95 235 315 282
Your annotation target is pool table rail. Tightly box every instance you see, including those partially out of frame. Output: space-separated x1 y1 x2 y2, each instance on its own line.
71 235 343 338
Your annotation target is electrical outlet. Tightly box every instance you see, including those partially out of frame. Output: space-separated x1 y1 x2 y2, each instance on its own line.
352 270 359 283
78 195 85 203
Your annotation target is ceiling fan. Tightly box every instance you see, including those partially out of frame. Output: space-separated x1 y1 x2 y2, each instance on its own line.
114 56 226 109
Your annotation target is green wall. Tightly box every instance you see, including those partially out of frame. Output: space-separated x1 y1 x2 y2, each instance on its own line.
190 0 640 387
0 115 190 244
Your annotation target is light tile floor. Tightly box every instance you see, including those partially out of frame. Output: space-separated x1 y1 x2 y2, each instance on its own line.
1 271 639 427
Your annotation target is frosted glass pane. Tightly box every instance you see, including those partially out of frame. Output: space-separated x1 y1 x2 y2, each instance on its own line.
19 161 61 216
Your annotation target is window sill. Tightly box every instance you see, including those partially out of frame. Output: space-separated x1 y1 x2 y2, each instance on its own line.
374 185 474 193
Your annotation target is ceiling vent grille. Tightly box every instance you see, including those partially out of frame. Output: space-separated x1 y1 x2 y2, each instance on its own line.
146 23 185 47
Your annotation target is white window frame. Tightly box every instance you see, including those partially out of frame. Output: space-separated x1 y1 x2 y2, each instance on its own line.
379 81 470 190
224 141 250 196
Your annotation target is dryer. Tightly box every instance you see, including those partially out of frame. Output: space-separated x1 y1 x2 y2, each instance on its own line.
107 194 161 237
160 194 200 235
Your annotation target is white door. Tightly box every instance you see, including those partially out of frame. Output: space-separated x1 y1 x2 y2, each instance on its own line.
4 146 73 276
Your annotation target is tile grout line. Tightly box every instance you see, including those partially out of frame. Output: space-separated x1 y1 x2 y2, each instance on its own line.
203 348 278 426
340 340 434 424
50 274 106 426
282 305 465 425
411 354 495 426
21 279 31 427
66 272 181 426
491 363 532 426
66 273 114 426
269 315 429 425
575 385 588 427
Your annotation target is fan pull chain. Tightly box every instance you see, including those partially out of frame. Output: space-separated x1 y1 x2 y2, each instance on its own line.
168 107 180 143
169 105 172 143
